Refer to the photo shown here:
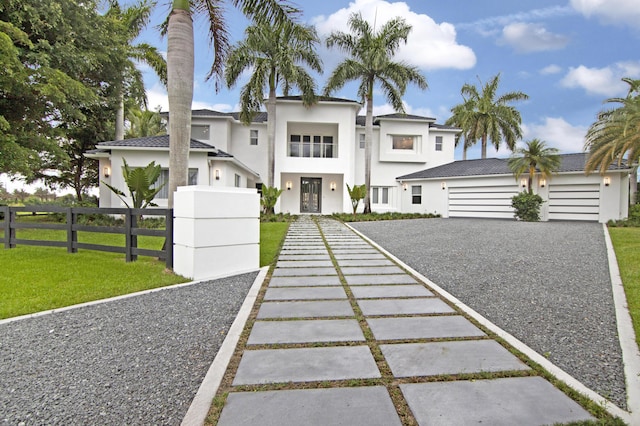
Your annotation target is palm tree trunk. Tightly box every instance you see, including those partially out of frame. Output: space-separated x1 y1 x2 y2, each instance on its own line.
363 92 373 214
462 146 467 161
167 0 194 208
267 86 276 189
481 134 488 159
115 90 125 140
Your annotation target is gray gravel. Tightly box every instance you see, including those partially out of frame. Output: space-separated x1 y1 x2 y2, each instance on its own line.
350 218 627 409
1 272 258 425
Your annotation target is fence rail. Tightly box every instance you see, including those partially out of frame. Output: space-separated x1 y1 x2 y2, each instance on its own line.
0 206 173 268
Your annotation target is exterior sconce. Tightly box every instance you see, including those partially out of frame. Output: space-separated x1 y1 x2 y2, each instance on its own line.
540 179 546 188
286 181 293 190
402 183 408 191
330 181 336 191
604 176 611 187
441 182 446 190
520 178 527 188
215 169 220 180
103 166 111 178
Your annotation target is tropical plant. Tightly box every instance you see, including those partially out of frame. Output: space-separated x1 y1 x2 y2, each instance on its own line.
323 12 428 213
585 77 640 204
225 20 322 188
446 73 528 160
511 191 544 222
125 107 166 138
165 0 297 208
103 159 165 208
106 0 167 141
508 139 560 193
346 183 367 216
260 185 284 214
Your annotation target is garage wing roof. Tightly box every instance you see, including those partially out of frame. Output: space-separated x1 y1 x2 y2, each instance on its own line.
398 153 630 180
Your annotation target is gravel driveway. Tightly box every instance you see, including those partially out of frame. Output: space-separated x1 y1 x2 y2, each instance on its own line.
1 272 257 425
350 218 627 409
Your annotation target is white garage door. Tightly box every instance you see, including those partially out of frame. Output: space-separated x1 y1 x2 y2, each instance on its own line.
448 185 519 219
548 184 600 221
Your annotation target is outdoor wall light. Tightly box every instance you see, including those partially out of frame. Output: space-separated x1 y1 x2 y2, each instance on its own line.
604 176 611 187
215 169 220 180
441 182 446 190
103 166 111 178
286 181 293 190
330 181 336 191
402 183 408 191
540 178 546 188
520 178 527 188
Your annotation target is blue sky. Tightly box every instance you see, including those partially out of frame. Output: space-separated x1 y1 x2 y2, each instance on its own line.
136 0 640 160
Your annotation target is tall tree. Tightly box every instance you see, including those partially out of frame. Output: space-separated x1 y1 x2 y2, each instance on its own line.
446 73 528 160
165 0 297 208
585 78 640 203
126 107 167 138
106 0 167 141
323 12 427 213
508 139 560 193
225 20 322 189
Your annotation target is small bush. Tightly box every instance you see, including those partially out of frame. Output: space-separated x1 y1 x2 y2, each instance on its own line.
511 192 544 222
608 204 640 227
260 213 294 223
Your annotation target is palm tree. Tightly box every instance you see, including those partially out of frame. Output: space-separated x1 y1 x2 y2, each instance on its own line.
323 12 427 213
508 139 560 194
166 0 297 208
446 73 528 160
225 20 322 189
125 107 166 138
106 0 167 141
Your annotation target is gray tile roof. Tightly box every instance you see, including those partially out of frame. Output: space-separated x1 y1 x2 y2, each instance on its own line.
397 152 630 180
376 113 435 121
97 135 216 150
277 95 361 104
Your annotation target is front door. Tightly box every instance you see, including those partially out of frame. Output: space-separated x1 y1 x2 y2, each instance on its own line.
300 178 322 213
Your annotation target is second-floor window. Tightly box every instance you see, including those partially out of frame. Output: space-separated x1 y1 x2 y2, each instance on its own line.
191 125 209 141
435 136 443 151
250 129 258 145
392 135 416 150
289 134 336 158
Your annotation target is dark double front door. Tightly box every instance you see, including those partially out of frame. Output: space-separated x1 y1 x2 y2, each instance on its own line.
300 178 321 213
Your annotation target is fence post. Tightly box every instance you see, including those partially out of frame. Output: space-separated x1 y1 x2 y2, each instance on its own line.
125 210 132 262
9 209 16 248
66 208 76 253
2 206 8 248
165 208 173 269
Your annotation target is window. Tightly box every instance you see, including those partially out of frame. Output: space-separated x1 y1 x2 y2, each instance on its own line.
412 185 422 204
392 135 415 150
234 173 241 188
359 133 365 149
155 168 198 199
256 183 263 195
289 134 336 158
191 125 209 141
250 129 258 145
435 136 443 151
372 187 389 204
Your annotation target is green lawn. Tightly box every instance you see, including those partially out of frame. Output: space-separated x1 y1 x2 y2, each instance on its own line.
609 227 640 348
0 221 289 319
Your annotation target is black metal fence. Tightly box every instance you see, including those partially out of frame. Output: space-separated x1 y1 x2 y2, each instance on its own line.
0 206 173 268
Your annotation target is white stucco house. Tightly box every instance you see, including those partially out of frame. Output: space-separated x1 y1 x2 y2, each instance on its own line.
87 95 632 222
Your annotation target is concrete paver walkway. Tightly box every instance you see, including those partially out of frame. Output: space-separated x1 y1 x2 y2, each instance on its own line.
216 217 595 425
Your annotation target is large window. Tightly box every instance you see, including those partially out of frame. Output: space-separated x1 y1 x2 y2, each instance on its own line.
289 134 336 158
250 129 258 145
392 135 415 150
155 168 198 199
435 136 443 151
372 187 389 204
191 125 209 141
411 185 422 204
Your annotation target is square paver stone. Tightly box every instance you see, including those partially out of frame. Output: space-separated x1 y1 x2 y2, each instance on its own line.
341 266 405 275
333 253 387 260
233 346 380 385
257 301 354 319
400 377 594 426
264 287 347 301
381 340 530 377
368 316 486 340
247 319 365 344
218 387 402 426
277 254 331 261
276 260 334 268
346 274 419 285
272 267 337 277
358 298 454 316
269 276 342 287
351 285 434 299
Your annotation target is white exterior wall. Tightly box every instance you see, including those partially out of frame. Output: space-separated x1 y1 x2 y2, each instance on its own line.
228 123 268 183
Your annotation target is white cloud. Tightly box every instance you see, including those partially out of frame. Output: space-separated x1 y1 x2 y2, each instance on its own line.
540 64 562 75
522 117 588 153
146 84 234 112
500 22 569 53
570 0 640 28
560 62 640 96
312 0 476 70
456 6 575 34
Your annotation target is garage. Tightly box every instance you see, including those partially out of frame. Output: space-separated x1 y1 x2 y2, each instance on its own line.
448 185 518 219
548 183 600 221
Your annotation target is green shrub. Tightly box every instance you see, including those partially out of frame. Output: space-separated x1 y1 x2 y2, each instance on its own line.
511 192 544 222
260 186 284 214
608 203 640 227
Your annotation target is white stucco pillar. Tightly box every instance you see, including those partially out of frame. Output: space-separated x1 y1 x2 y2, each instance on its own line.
173 186 260 280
